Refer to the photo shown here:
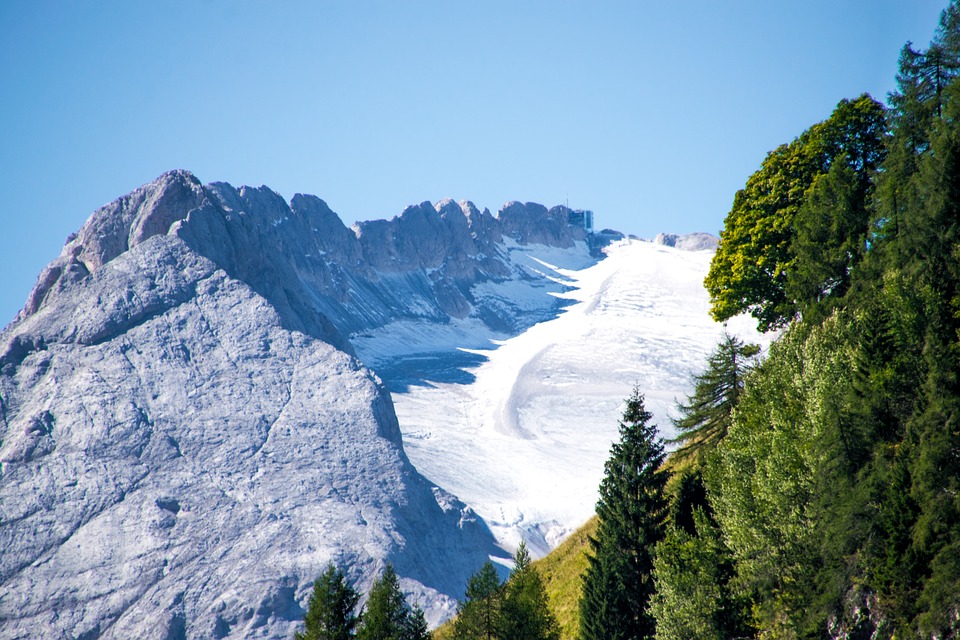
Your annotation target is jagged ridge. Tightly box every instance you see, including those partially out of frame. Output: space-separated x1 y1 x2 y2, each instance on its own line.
0 170 613 639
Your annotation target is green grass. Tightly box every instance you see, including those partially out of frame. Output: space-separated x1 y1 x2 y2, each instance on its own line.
432 615 455 640
430 516 597 640
534 516 596 640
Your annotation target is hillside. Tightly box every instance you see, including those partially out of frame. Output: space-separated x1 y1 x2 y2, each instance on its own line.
432 515 596 640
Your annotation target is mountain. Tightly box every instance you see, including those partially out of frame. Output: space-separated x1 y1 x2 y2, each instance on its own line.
0 171 622 639
0 170 753 639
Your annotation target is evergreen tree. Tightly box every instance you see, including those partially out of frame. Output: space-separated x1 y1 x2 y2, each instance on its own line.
357 564 412 640
453 561 503 640
651 510 746 640
877 1 960 257
403 604 431 640
668 469 709 537
501 541 560 640
668 333 759 466
579 388 668 640
297 564 361 640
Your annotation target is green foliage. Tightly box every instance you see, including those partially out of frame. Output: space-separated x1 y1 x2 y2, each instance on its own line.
453 561 503 640
704 137 816 331
501 541 561 640
669 332 759 466
297 564 362 640
708 319 857 636
788 162 869 323
358 564 407 640
579 388 668 640
668 470 709 537
651 510 747 640
674 8 960 634
441 541 570 640
357 564 430 640
405 605 431 640
705 94 886 331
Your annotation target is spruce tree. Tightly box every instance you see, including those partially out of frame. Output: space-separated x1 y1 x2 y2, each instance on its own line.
579 388 668 640
501 541 560 640
357 564 410 640
453 561 503 640
403 604 431 640
297 563 361 640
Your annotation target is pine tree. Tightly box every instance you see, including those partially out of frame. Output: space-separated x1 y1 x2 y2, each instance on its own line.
453 561 503 640
579 388 669 640
357 564 410 640
501 541 560 640
668 333 759 466
297 564 361 640
403 604 431 640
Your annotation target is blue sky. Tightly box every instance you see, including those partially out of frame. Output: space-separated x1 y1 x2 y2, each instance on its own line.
0 1 949 326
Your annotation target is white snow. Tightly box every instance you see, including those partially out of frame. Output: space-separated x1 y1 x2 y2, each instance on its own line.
385 239 768 556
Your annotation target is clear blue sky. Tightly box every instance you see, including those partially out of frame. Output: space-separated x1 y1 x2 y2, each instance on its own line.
0 1 949 326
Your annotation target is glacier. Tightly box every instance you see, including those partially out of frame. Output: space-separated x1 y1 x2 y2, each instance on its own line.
368 239 766 556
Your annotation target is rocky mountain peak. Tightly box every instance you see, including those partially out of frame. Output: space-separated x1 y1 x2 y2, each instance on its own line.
20 171 206 320
2 171 719 639
1 172 521 638
74 169 205 272
1 171 628 638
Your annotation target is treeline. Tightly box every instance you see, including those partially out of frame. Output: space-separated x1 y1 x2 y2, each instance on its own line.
580 2 960 638
446 542 561 640
295 563 430 640
580 3 960 638
295 543 560 640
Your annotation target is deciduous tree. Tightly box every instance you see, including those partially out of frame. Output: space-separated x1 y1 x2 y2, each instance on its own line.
669 333 759 466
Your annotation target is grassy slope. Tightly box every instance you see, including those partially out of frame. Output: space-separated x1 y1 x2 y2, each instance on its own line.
535 516 597 640
431 516 597 640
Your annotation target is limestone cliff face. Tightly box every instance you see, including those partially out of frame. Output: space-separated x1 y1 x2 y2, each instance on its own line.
4 170 597 639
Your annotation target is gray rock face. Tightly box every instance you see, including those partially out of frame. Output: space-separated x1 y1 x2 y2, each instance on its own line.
1 172 543 639
0 235 495 637
498 201 587 247
653 231 719 251
19 173 593 360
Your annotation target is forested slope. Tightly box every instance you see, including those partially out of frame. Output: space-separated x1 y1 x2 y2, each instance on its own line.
511 5 960 640
651 4 960 637
355 5 960 639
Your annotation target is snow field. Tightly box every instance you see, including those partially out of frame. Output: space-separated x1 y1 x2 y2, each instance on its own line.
379 239 766 557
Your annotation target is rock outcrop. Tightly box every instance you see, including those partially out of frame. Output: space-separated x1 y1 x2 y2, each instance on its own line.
653 231 719 251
